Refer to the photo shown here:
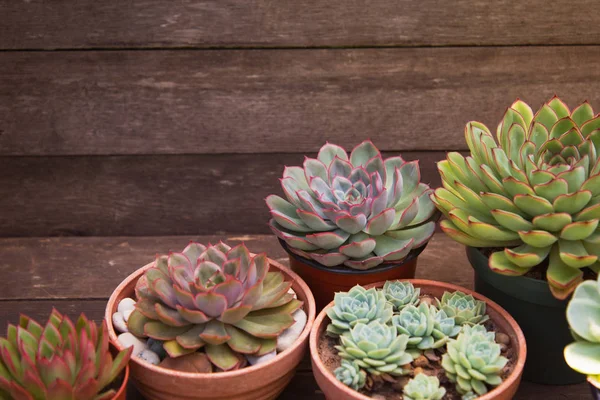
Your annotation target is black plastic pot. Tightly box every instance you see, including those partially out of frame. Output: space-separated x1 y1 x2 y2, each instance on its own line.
279 239 427 310
467 246 584 385
592 383 600 400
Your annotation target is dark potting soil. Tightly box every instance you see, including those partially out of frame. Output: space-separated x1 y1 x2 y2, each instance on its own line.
318 296 518 399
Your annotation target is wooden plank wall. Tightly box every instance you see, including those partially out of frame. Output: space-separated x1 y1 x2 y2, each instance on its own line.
2 1 600 237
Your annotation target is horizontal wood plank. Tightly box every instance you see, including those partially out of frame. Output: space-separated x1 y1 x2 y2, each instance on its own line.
0 152 445 237
0 234 470 301
1 47 600 156
2 1 600 49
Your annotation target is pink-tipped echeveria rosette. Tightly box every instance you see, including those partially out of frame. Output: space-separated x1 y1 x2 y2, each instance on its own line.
431 97 600 299
267 141 439 270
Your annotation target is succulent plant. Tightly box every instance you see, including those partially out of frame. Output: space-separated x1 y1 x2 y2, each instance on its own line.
391 303 451 354
127 242 302 371
442 325 507 396
432 97 600 299
268 140 438 270
0 309 132 400
564 274 600 386
402 373 446 400
433 307 462 339
462 392 479 400
334 359 367 391
436 291 488 326
382 280 420 311
335 320 413 376
326 285 393 337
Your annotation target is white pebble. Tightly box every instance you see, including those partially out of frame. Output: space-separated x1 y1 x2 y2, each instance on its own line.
137 349 160 365
287 288 297 299
117 332 148 356
276 309 307 352
123 309 133 322
246 350 277 365
118 298 136 314
112 312 128 333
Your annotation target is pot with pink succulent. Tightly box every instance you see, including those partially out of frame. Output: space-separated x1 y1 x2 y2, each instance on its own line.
105 241 316 400
267 140 439 309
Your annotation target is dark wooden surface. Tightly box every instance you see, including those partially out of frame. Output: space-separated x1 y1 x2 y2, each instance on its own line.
0 234 588 399
2 0 600 49
0 151 447 237
2 47 600 156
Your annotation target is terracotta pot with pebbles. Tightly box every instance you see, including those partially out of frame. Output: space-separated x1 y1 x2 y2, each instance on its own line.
310 280 526 400
105 241 316 400
267 141 439 309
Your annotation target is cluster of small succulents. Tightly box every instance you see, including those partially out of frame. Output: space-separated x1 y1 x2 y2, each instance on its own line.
0 309 131 400
268 141 439 270
433 97 600 299
564 274 600 387
328 282 508 398
115 242 308 372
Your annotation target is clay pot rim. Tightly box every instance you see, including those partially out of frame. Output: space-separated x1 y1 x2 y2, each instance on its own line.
279 238 427 275
309 279 527 400
105 256 316 380
112 362 130 399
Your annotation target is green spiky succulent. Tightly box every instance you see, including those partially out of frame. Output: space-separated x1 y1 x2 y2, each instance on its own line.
392 304 453 354
0 309 132 400
442 325 507 396
382 280 420 311
268 140 438 270
334 359 367 391
436 291 488 326
432 97 600 299
326 285 393 337
403 373 446 400
127 242 302 371
335 320 413 376
564 274 600 386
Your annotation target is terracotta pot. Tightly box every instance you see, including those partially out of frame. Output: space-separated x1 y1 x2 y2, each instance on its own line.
105 257 316 400
111 361 129 400
281 239 427 310
310 279 526 400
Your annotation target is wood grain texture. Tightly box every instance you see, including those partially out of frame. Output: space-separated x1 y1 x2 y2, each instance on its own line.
0 234 469 301
0 234 587 399
2 0 600 49
0 152 446 237
1 47 600 156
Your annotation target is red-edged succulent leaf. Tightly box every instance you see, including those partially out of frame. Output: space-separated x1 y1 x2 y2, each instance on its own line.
199 320 231 345
205 344 242 371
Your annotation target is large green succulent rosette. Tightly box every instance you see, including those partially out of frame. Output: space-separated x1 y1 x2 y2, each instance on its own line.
268 140 438 270
432 97 600 299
